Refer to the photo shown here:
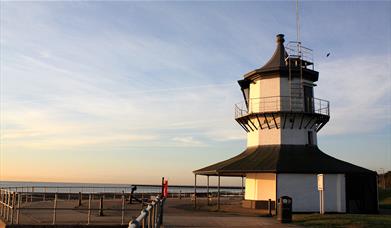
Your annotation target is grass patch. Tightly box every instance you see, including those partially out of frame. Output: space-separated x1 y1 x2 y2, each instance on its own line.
293 214 391 228
379 189 391 202
379 188 391 210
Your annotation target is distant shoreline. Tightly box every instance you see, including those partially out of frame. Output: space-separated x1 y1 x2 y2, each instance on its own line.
0 180 243 189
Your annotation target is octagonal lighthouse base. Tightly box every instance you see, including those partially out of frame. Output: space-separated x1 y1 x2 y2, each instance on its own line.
242 172 346 212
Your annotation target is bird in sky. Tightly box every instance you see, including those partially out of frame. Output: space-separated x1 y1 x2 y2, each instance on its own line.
326 52 331 57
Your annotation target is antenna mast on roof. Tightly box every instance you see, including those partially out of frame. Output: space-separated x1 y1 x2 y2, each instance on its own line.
287 0 304 110
296 0 303 90
296 0 300 45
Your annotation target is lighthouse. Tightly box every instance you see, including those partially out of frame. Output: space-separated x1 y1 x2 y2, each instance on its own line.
194 34 378 213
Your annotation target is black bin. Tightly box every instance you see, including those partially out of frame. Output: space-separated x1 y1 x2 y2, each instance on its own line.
277 196 292 223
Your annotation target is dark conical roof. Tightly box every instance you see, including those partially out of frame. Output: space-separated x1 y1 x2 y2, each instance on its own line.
243 34 318 81
244 34 288 79
193 145 375 176
258 34 288 71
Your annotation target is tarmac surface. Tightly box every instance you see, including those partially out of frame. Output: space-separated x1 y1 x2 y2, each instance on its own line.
163 197 297 228
1 196 297 227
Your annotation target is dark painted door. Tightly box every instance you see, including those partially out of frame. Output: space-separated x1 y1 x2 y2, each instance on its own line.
303 86 314 112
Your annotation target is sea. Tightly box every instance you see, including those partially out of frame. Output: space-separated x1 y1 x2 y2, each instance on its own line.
0 181 242 194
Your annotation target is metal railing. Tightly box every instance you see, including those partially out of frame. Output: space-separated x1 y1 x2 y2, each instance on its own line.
235 96 329 118
0 186 169 225
285 41 314 70
0 189 17 224
1 185 243 194
129 196 166 228
0 189 132 225
2 186 133 194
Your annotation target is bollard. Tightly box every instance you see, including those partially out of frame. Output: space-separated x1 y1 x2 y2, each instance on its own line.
99 195 104 216
78 192 82 207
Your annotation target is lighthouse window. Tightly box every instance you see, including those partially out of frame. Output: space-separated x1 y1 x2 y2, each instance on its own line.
308 131 314 145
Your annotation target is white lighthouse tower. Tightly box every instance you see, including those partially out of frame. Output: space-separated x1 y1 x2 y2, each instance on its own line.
194 34 378 213
236 34 328 147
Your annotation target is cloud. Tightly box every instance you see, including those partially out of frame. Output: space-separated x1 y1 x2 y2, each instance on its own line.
316 55 391 135
172 136 204 147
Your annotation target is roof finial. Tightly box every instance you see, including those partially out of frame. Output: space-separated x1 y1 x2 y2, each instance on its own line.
276 34 285 44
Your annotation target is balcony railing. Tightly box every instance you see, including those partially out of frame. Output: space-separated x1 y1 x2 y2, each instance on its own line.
235 96 329 119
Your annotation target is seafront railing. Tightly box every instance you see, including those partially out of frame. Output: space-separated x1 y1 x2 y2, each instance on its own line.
128 195 166 228
0 189 17 224
0 186 242 225
0 189 133 225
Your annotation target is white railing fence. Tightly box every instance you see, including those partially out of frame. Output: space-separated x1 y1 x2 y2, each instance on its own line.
129 196 166 228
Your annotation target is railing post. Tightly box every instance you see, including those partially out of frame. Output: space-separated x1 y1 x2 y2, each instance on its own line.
207 175 210 206
16 193 21 224
3 190 6 218
217 175 221 211
194 174 197 208
10 192 16 224
143 208 149 228
149 204 153 228
99 195 104 216
154 203 158 228
87 194 91 225
78 192 82 207
31 187 34 202
52 193 57 224
268 199 272 216
121 192 125 225
159 198 165 226
6 191 10 222
0 189 3 217
241 176 245 199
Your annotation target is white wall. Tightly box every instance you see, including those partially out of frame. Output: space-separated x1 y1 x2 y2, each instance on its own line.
246 76 319 147
277 174 346 212
245 173 276 201
246 115 318 146
324 174 346 212
281 128 317 145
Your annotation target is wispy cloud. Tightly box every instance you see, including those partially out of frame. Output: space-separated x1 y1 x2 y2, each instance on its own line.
317 55 391 135
172 136 205 147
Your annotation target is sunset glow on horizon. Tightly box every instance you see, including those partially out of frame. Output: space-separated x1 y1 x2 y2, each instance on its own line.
1 1 390 185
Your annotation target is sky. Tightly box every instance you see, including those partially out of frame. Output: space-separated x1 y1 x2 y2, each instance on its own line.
0 1 390 186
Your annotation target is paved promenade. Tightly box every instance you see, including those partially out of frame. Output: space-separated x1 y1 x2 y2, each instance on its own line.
163 198 298 228
1 196 298 227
